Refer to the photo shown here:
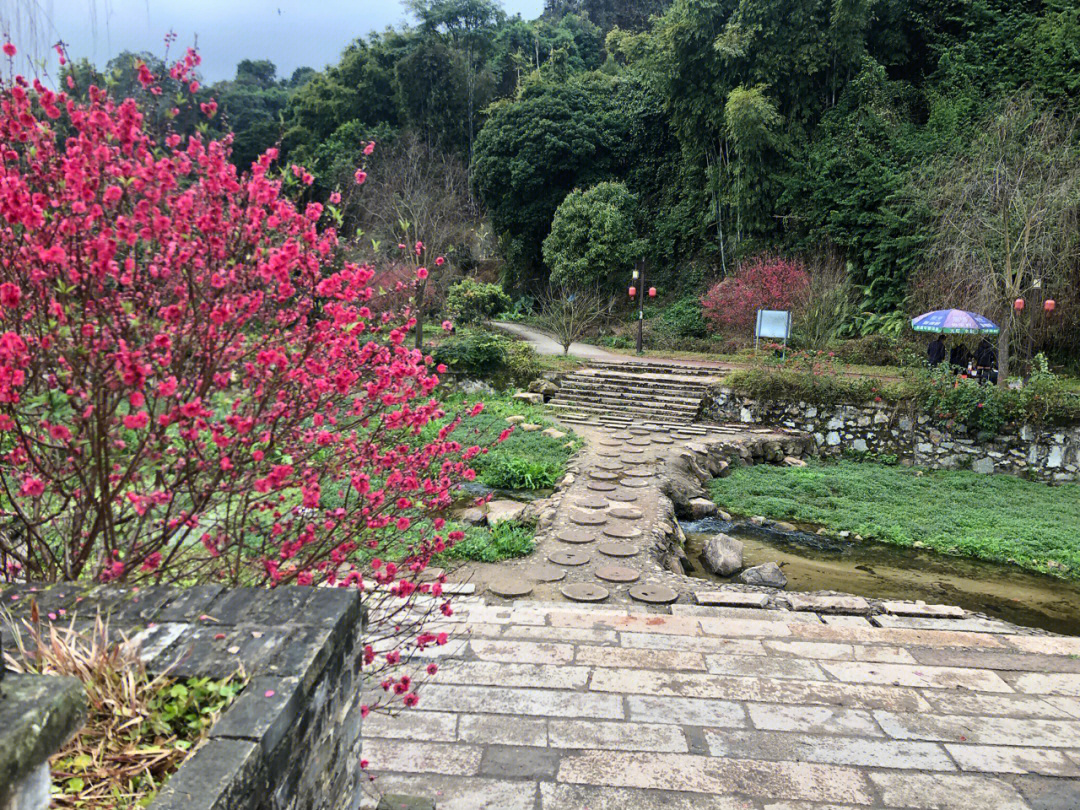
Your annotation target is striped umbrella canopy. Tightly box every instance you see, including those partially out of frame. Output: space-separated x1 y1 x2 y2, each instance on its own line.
910 309 1000 335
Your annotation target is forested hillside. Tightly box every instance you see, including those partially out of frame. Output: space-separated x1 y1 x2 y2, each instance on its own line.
63 0 1080 364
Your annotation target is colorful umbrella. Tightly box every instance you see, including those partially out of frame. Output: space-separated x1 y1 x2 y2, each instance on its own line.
910 309 1000 335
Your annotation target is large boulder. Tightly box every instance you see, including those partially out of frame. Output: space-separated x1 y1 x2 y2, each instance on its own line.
737 562 787 588
701 534 744 576
513 392 544 405
528 378 560 399
486 499 528 525
688 498 718 519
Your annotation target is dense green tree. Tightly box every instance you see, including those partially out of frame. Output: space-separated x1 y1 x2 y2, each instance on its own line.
543 182 646 291
472 77 626 288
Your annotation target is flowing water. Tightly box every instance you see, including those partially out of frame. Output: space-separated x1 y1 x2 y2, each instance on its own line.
682 518 1080 636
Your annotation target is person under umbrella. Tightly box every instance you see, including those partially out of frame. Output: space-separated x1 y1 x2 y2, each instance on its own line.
927 333 946 368
975 337 997 385
949 340 970 374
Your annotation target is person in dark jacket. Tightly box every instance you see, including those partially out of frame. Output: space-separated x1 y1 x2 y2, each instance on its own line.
974 337 997 384
927 334 946 367
949 340 970 373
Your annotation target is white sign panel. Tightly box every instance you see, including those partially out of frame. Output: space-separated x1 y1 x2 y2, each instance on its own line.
755 309 792 341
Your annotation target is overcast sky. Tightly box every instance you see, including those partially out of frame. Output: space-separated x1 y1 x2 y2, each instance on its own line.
13 0 546 82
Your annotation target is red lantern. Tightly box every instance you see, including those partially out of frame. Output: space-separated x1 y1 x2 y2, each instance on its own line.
648 287 657 298
628 286 636 298
1014 298 1025 311
1044 299 1056 312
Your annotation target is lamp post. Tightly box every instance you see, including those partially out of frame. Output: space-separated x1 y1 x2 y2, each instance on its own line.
630 260 656 355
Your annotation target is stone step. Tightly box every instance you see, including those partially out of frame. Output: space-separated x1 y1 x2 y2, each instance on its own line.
547 401 696 423
557 382 708 403
586 360 724 378
550 393 702 413
568 368 721 388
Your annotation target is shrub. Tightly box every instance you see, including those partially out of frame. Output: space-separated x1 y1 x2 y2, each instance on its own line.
433 331 509 377
502 340 542 387
829 335 902 367
0 47 484 719
444 521 535 562
702 255 810 334
446 278 512 324
480 455 562 490
659 296 708 339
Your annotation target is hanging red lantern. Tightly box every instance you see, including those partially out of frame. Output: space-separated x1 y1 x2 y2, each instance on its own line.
628 286 636 298
648 287 657 298
1044 299 1056 312
1014 298 1025 311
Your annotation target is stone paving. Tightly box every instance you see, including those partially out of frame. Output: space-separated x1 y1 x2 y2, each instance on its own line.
465 420 807 604
362 598 1080 810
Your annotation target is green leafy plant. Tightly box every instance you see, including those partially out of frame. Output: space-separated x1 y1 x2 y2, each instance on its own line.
444 520 535 562
480 455 562 490
446 278 512 324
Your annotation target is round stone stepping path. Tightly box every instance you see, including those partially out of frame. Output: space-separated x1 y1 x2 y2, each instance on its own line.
608 505 643 520
488 577 533 598
557 528 597 545
603 524 643 539
611 431 634 439
629 582 679 604
621 478 651 488
598 542 639 557
598 449 622 458
623 468 654 478
549 550 591 566
561 582 609 602
594 460 624 471
622 446 646 455
528 565 566 582
621 455 651 465
569 510 606 526
607 490 638 502
588 470 619 481
587 481 616 492
598 438 623 447
627 438 652 447
652 435 674 444
596 565 640 583
573 495 609 509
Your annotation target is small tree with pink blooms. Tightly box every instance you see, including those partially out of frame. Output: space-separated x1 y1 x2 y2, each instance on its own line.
0 43 496 718
701 254 811 335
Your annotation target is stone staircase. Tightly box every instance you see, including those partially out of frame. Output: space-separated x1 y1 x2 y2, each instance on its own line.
548 361 725 427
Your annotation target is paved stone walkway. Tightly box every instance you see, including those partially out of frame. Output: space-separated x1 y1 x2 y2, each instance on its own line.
362 599 1080 810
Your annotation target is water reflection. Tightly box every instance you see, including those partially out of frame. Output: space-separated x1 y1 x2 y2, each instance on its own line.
683 517 1080 636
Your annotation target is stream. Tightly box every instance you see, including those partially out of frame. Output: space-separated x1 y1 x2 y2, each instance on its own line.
682 517 1080 636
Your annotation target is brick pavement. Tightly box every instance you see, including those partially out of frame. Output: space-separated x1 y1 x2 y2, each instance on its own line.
361 599 1080 809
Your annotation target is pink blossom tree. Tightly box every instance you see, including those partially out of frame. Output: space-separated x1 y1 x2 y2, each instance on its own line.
701 254 811 334
0 44 495 715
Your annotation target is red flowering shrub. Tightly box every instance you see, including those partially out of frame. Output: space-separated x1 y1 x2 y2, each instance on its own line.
0 46 494 714
701 254 811 334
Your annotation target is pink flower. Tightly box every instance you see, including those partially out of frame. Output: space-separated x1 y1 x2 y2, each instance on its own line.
123 411 149 430
442 320 453 331
417 267 428 280
363 141 376 156
435 256 445 267
20 477 45 498
0 282 21 309
3 43 16 58
49 424 72 442
329 191 341 204
354 170 367 185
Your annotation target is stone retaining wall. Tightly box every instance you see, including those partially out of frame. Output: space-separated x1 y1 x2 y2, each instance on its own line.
0 583 366 810
708 389 1080 482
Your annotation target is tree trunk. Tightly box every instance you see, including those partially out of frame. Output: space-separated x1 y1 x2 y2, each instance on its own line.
415 314 424 350
997 324 1009 387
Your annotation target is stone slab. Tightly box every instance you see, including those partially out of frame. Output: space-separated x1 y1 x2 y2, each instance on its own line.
695 591 770 609
882 600 967 618
783 594 871 615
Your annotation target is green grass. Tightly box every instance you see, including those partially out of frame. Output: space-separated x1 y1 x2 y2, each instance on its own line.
709 460 1080 579
437 390 582 491
441 520 536 563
